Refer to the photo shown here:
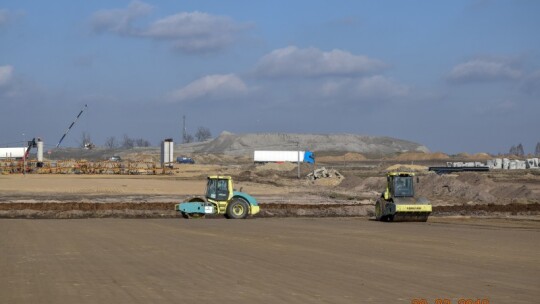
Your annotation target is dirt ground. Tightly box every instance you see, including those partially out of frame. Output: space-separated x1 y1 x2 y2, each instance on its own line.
1 218 538 304
1 157 539 303
1 164 539 218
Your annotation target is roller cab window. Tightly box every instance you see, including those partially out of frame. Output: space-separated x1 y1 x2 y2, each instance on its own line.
393 176 414 197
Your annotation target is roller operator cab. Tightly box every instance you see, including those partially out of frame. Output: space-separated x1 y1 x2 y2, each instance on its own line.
175 176 260 219
375 172 432 222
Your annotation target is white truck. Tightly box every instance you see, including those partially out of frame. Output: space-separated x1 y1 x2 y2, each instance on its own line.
253 150 315 164
0 147 27 159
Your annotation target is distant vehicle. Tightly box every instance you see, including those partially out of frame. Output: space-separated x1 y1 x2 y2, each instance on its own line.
109 155 122 162
254 150 315 164
177 156 195 164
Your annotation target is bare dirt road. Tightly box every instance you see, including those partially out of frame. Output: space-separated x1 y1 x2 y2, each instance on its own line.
1 218 538 304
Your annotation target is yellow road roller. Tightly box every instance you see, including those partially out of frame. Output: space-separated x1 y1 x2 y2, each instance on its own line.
175 176 260 219
375 172 432 222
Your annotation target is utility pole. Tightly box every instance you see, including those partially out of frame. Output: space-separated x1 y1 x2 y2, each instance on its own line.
22 133 26 176
297 142 300 179
182 115 186 144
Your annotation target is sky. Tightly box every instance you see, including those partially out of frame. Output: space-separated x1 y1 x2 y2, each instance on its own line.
1 0 539 154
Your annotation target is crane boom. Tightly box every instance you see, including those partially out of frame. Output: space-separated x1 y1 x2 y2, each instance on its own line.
56 104 87 148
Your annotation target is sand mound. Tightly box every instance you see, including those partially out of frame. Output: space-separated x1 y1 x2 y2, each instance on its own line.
392 152 449 161
179 132 429 156
255 162 297 172
455 152 492 160
415 172 537 205
385 164 428 172
474 153 491 159
318 153 367 162
353 177 386 192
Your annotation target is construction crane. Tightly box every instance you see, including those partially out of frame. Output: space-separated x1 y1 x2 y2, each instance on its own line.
56 104 88 148
23 138 37 160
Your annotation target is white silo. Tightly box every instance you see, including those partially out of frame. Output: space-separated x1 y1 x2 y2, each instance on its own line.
161 138 174 167
37 138 44 163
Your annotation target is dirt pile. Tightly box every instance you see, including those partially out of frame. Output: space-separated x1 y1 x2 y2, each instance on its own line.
306 167 344 186
343 171 539 206
385 164 428 172
307 167 343 180
352 177 386 192
255 162 297 172
1 201 538 218
317 153 367 162
391 152 449 161
456 152 492 160
415 172 538 205
179 132 429 156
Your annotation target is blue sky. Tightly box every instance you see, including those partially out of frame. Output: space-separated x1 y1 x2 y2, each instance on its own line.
1 0 539 154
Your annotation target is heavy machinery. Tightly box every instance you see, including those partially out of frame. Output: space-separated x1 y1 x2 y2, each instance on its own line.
375 172 432 222
56 104 88 148
175 176 260 219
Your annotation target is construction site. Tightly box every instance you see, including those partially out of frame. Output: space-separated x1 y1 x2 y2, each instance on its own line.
1 130 539 303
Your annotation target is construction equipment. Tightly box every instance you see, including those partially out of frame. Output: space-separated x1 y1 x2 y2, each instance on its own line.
56 104 88 148
429 166 489 174
175 176 260 219
375 172 432 222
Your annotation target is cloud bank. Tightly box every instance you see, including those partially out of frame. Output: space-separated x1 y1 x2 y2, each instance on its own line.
0 65 14 86
448 58 522 83
90 1 247 53
255 46 387 78
170 74 247 102
0 9 10 26
90 0 152 35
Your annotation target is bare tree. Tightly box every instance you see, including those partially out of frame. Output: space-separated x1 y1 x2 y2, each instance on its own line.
135 138 151 147
184 134 194 143
121 134 135 149
104 136 117 149
80 132 92 148
536 142 540 156
195 126 212 142
509 143 525 156
516 143 524 156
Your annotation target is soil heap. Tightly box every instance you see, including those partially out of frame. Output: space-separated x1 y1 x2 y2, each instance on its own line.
179 132 429 156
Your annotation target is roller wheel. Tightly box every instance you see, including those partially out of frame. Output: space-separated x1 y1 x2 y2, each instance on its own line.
226 198 249 219
375 200 383 221
182 212 205 219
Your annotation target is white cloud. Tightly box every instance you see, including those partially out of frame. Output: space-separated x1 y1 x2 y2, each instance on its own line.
522 69 540 96
0 9 23 26
90 2 246 53
255 46 387 78
0 9 9 26
320 76 409 100
354 76 409 97
0 65 14 86
448 58 522 83
170 74 247 102
494 100 516 110
90 0 153 35
141 11 243 53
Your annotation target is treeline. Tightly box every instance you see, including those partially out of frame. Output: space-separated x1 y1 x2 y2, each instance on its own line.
183 126 212 143
80 126 213 149
104 135 151 149
508 142 540 156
